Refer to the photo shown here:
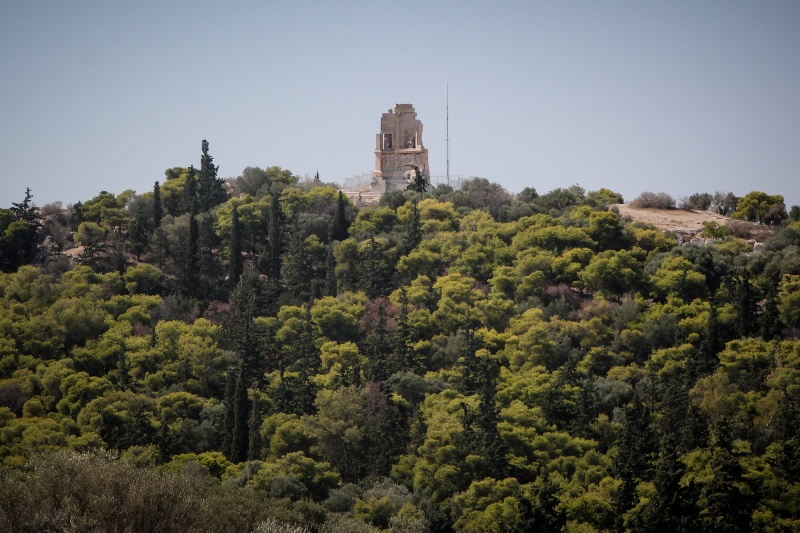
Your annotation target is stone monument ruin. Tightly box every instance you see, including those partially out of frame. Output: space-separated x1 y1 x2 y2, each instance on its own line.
371 104 430 194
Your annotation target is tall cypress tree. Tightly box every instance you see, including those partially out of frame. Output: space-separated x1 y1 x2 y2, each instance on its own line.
404 200 422 253
247 394 262 461
455 329 507 478
364 302 390 382
227 269 267 383
759 278 782 340
287 308 319 414
115 342 132 391
728 272 758 338
197 139 227 211
128 203 149 262
699 423 753 532
221 367 236 458
228 204 244 286
695 299 721 378
152 181 163 229
71 201 84 227
333 191 349 241
324 240 337 297
267 193 283 282
197 213 222 301
230 365 250 463
359 236 390 299
473 359 506 477
182 166 197 215
612 396 657 523
389 288 420 374
223 269 271 460
283 227 315 304
189 201 199 267
407 165 428 193
639 369 700 532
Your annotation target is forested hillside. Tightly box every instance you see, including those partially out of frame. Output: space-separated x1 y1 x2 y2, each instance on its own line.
1 141 800 532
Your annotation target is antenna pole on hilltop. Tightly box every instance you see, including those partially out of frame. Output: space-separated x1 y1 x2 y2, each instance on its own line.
446 84 450 185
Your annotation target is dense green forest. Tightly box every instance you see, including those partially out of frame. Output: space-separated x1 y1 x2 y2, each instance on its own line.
1 140 800 532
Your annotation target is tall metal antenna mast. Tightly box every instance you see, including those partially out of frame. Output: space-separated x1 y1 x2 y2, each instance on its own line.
446 84 450 184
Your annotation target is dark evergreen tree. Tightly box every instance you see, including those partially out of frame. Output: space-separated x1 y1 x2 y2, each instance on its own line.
230 365 250 463
728 272 759 338
220 271 267 460
511 467 568 533
358 236 390 300
362 383 411 478
286 308 319 415
182 166 198 214
454 328 484 395
472 365 507 478
197 139 227 211
197 213 222 301
71 200 84 227
283 227 316 304
324 240 337 297
111 227 128 275
772 385 800 480
332 191 349 241
612 396 657 523
247 395 262 461
149 226 169 270
699 424 753 532
455 328 508 479
638 369 700 531
0 189 41 271
759 278 782 340
695 298 722 378
540 353 583 431
228 204 244 286
158 415 176 460
407 165 428 193
128 203 149 261
364 302 391 382
389 288 421 375
221 367 236 458
404 200 422 253
115 342 132 391
226 269 270 382
266 193 284 282
10 188 40 228
152 181 163 229
175 199 199 297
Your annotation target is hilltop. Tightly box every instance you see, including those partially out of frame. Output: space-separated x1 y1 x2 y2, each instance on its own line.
615 204 731 233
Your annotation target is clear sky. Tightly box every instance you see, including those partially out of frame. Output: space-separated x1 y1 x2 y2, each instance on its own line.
2 1 799 209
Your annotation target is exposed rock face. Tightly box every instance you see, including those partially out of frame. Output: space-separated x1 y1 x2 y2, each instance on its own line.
371 104 430 194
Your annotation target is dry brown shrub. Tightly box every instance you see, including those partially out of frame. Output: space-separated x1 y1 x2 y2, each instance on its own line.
629 192 676 210
728 221 754 239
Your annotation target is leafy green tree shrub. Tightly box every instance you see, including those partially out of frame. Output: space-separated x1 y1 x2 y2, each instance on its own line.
733 191 787 225
249 451 340 501
700 221 732 239
778 274 800 330
679 192 713 211
579 250 643 299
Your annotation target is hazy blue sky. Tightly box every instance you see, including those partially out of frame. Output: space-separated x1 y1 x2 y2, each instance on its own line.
2 1 799 209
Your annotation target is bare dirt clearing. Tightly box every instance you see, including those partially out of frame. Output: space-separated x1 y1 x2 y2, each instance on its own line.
614 204 731 234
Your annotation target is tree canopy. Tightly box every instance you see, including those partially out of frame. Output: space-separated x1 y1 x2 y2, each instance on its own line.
1 157 799 532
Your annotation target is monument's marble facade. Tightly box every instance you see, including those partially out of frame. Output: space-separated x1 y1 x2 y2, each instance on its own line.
371 104 430 194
